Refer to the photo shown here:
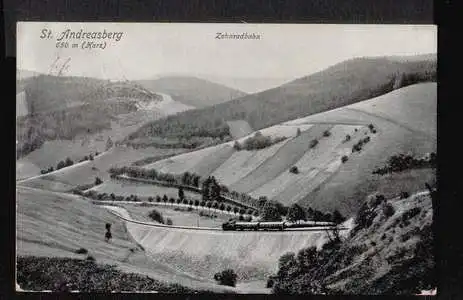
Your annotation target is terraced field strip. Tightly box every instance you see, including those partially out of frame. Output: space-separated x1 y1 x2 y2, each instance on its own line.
274 123 378 206
188 144 236 177
249 125 362 200
211 139 292 186
143 145 221 174
230 124 334 193
19 146 181 191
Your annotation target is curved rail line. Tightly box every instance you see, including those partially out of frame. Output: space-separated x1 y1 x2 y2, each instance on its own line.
103 205 348 233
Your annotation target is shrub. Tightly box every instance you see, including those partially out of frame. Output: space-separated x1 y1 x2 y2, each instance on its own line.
56 160 66 170
289 166 299 174
341 155 348 163
166 218 173 225
400 191 410 199
309 139 318 148
382 203 395 218
214 269 237 287
261 202 283 221
148 209 165 224
233 141 242 150
86 255 96 262
344 134 351 142
95 177 103 185
266 277 275 288
287 203 306 223
323 130 331 137
401 207 422 223
75 248 88 254
66 157 75 166
331 209 346 224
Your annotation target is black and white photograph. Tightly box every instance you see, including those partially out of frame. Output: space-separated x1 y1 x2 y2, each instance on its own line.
15 22 437 295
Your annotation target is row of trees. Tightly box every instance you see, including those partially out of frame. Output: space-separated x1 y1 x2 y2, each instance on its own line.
373 152 437 175
259 200 346 224
108 166 261 210
108 166 178 185
82 188 258 217
40 152 100 174
352 136 371 153
201 176 221 202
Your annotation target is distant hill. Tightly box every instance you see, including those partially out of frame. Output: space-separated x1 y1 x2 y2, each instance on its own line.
127 55 436 148
135 76 247 108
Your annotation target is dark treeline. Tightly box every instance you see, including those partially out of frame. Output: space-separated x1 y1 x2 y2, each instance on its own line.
258 199 346 224
373 152 436 175
40 152 100 174
233 131 287 151
127 57 436 149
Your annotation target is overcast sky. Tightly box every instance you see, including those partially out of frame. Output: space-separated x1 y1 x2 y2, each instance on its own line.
17 22 436 92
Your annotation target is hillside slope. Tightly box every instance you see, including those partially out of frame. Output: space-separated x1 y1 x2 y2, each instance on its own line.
16 186 236 292
271 189 435 295
127 82 435 217
136 76 247 108
127 55 436 149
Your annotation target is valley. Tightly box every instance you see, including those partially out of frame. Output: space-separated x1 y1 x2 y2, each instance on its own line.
15 54 437 294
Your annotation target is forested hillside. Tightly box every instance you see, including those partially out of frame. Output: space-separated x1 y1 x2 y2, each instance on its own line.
127 55 436 149
16 75 162 158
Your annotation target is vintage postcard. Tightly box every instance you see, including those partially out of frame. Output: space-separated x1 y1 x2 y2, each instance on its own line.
16 22 437 295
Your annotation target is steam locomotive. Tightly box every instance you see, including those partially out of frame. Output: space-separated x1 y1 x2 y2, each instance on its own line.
221 219 337 231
